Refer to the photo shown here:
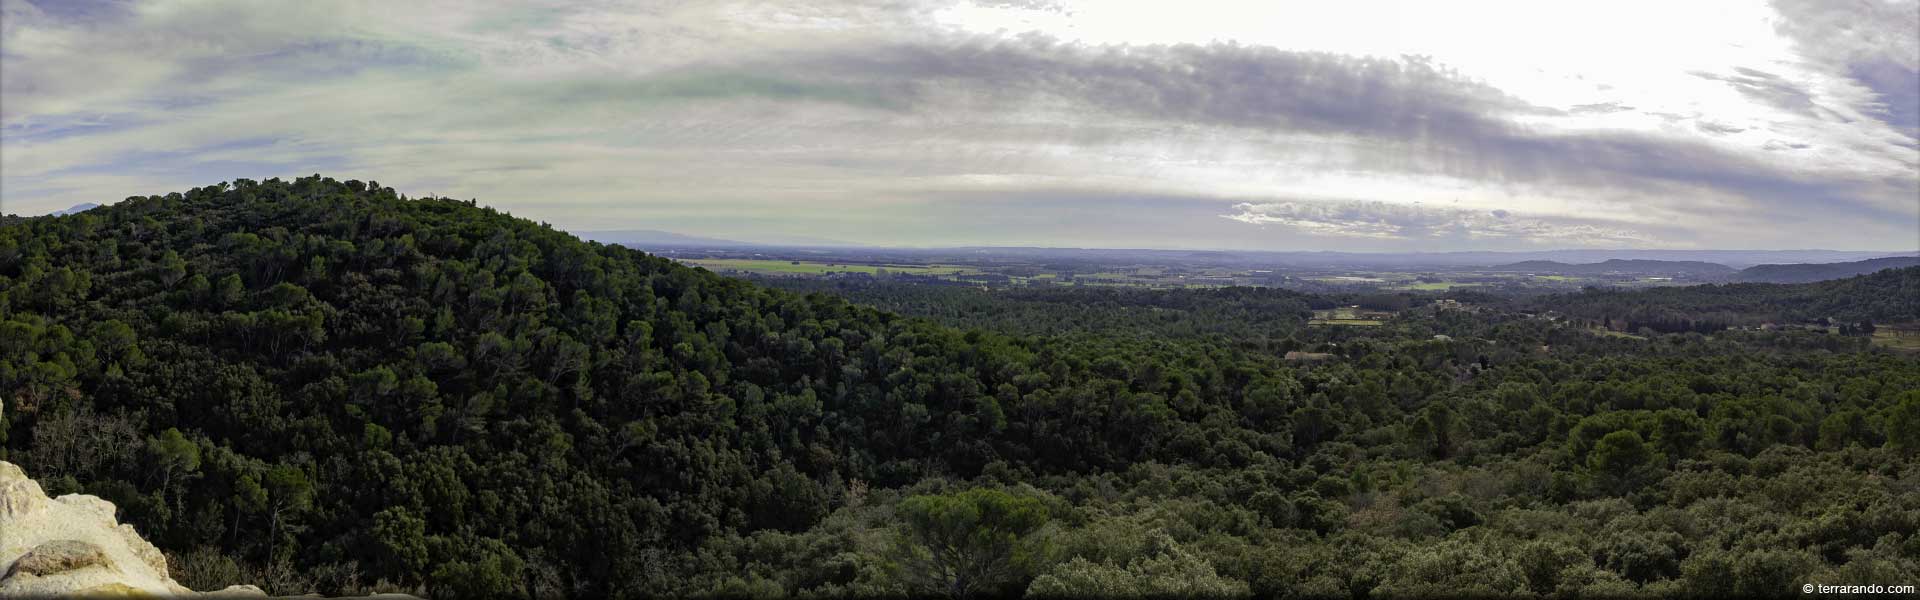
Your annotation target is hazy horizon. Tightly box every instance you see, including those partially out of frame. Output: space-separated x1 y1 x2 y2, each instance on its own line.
574 226 1920 255
4 0 1917 251
20 197 1920 256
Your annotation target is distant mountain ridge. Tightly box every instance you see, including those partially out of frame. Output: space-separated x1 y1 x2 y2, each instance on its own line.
1444 249 1911 268
900 247 1913 268
545 232 1917 266
1736 256 1920 283
50 203 101 216
483 226 1920 267
1537 266 1920 328
1489 259 1736 276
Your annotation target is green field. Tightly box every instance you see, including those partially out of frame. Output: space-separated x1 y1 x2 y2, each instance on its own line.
1590 327 1647 340
1071 279 1223 289
1312 319 1384 326
685 259 979 276
1390 281 1482 291
1310 307 1389 326
1871 328 1920 351
1050 272 1230 289
1307 275 1385 283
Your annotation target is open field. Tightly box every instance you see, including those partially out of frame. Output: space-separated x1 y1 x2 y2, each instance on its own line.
660 247 1753 293
1389 281 1483 291
1308 275 1386 283
1070 279 1228 289
1311 307 1391 326
1590 327 1647 340
1872 326 1920 351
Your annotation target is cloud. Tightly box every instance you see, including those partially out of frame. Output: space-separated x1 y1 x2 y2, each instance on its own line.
1221 199 1651 246
0 0 1914 251
1570 102 1633 114
972 0 1070 12
1849 58 1920 138
1695 121 1746 135
1768 0 1920 138
769 37 1915 224
782 39 1536 142
1692 68 1820 117
1769 0 1919 71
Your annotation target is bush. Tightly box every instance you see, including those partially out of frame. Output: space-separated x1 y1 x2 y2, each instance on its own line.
1028 534 1248 598
167 547 248 592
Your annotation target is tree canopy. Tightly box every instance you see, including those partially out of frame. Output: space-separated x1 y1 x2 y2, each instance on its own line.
3 176 1916 597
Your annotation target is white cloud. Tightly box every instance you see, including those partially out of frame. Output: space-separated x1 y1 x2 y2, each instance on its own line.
1221 200 1652 246
0 0 1913 251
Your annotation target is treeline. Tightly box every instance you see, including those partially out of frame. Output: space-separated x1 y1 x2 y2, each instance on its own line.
2 177 1917 598
1535 268 1919 332
761 279 1314 343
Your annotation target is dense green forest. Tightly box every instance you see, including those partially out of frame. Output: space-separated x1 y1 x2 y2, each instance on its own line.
1735 257 1920 284
756 281 1318 342
3 177 1918 598
1532 269 1918 333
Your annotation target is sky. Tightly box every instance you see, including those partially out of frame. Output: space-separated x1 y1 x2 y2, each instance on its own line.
2 0 1917 251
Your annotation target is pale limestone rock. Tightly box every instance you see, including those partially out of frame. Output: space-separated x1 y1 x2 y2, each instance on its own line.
0 463 45 520
0 461 190 597
205 584 270 597
1 460 419 599
56 494 117 521
116 523 172 577
5 540 108 578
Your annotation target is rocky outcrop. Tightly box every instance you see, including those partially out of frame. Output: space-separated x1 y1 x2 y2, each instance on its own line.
0 461 216 597
7 540 110 579
0 460 261 598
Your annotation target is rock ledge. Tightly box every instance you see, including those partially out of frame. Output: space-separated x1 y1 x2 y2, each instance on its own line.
0 460 203 597
1 460 423 599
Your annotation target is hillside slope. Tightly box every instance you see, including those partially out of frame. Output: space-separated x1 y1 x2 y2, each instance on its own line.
0 176 1301 595
4 177 1918 598
1488 259 1735 277
1534 266 1920 331
573 229 753 248
1736 256 1920 283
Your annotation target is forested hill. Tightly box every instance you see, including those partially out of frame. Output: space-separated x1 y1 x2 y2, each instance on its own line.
1489 259 1735 276
1 176 1308 595
1534 266 1920 332
5 177 1919 598
1735 256 1920 284
762 279 1315 341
